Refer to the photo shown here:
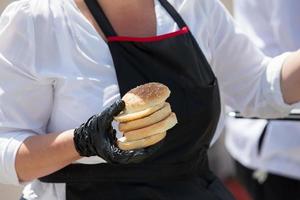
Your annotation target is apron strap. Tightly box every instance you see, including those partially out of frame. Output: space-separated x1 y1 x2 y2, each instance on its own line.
158 0 216 81
158 0 187 29
84 0 117 37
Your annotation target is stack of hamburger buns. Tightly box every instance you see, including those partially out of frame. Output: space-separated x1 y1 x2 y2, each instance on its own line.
114 82 178 150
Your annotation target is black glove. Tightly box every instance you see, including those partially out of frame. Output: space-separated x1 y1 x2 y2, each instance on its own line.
73 99 163 164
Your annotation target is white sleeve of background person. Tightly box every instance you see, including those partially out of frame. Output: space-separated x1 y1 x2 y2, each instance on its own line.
269 0 300 53
231 0 300 178
224 0 273 169
0 1 54 185
235 0 300 55
205 0 295 118
234 0 282 57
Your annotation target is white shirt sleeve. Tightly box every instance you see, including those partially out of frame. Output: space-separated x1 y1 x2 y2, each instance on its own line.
270 0 300 53
0 1 53 185
206 0 294 118
234 0 300 55
234 0 283 56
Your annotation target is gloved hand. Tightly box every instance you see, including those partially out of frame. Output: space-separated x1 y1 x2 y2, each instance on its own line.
73 99 163 164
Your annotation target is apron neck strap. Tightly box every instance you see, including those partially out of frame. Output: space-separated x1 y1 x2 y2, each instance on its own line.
84 0 117 37
158 0 187 29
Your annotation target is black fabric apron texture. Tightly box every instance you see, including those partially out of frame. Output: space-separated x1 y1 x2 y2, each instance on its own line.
39 0 234 199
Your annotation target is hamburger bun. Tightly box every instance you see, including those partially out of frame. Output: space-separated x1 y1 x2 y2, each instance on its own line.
117 132 166 151
123 113 177 142
114 102 165 122
119 102 172 132
121 82 170 114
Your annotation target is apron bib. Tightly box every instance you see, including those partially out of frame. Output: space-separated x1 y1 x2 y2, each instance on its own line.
39 0 234 199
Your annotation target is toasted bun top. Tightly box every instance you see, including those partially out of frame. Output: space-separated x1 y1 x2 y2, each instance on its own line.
122 82 170 113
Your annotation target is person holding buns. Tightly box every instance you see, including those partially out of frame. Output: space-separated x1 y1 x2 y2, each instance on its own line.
0 0 300 199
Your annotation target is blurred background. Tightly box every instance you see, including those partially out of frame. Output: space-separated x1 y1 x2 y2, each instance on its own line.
0 0 234 199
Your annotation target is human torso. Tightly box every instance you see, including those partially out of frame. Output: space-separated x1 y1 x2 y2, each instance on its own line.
22 0 222 199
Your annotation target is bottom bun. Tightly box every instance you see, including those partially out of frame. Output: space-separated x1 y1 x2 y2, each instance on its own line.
117 132 166 151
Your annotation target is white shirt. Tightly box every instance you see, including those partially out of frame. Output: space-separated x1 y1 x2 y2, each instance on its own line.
0 0 294 199
226 0 300 180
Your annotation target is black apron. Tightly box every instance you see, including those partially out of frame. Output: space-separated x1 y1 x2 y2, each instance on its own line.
39 0 235 199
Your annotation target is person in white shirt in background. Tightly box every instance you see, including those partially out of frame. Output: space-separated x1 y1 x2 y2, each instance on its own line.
226 0 300 199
